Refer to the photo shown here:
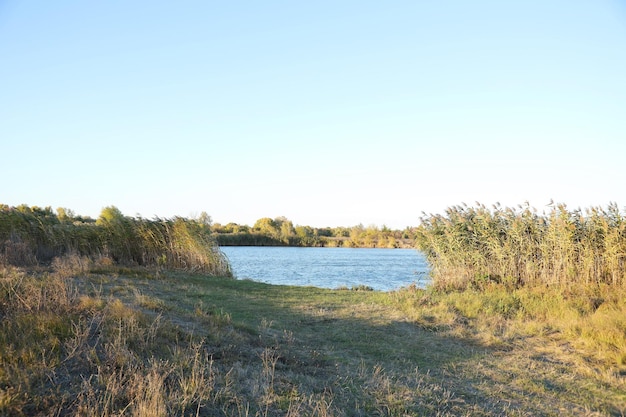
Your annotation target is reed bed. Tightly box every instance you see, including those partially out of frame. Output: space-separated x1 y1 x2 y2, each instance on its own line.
0 205 231 276
416 202 626 289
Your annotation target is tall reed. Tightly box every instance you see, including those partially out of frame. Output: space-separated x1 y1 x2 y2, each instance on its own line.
416 202 626 289
0 205 231 276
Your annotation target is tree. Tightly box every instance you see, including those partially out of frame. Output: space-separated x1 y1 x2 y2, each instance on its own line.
280 219 295 243
96 206 125 226
56 207 75 223
198 211 213 228
254 217 279 239
350 224 365 241
295 226 313 239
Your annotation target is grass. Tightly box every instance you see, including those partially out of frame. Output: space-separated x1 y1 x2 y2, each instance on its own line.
1 256 625 416
416 202 626 289
0 204 231 276
3 200 624 415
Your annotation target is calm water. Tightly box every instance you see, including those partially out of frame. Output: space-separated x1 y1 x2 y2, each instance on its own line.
220 246 430 291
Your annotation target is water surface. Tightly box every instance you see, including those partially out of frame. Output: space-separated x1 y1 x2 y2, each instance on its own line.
220 246 430 291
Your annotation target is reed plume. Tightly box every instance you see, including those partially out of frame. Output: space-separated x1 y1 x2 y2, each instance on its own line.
416 202 626 289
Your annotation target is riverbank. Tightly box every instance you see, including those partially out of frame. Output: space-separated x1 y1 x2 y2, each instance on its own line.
214 233 416 249
212 216 418 248
2 261 624 415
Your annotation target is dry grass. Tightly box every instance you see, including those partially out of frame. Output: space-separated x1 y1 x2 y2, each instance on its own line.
1 253 625 416
391 282 626 414
416 202 626 289
0 204 232 276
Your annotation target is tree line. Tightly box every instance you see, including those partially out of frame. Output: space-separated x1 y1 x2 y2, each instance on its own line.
211 216 418 248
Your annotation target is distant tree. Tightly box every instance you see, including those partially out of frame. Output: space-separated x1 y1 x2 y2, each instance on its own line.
211 222 225 233
209 215 415 248
234 223 250 234
96 206 125 226
333 227 350 238
198 211 213 228
402 227 414 240
295 225 313 239
316 227 333 237
350 224 365 241
279 219 295 242
16 204 32 214
15 204 55 220
56 207 75 223
254 217 280 239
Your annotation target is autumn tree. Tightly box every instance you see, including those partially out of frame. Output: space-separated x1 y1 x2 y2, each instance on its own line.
279 219 295 243
253 217 280 240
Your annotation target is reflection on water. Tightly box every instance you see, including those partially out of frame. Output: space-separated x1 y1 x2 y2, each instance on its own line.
220 246 430 291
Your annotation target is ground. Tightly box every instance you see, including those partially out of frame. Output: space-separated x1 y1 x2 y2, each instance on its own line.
2 266 624 416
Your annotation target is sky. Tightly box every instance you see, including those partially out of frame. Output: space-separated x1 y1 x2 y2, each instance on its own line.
1 1 625 229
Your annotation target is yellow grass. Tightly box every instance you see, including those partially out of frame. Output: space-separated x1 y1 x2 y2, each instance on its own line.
1 257 625 416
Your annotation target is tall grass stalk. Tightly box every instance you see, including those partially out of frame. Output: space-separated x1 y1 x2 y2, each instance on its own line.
0 204 231 276
416 202 626 289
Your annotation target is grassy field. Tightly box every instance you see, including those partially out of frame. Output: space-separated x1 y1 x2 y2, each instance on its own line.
1 256 625 416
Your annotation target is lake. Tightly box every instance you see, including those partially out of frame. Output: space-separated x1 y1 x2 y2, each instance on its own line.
220 246 430 291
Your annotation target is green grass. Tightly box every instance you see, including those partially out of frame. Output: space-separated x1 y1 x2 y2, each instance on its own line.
2 258 625 416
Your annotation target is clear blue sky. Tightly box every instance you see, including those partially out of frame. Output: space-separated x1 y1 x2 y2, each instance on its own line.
2 1 625 229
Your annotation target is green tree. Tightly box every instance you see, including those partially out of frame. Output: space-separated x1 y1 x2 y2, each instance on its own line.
279 219 295 243
198 211 213 228
333 227 350 238
56 207 75 223
295 226 313 239
96 206 125 226
254 217 279 239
